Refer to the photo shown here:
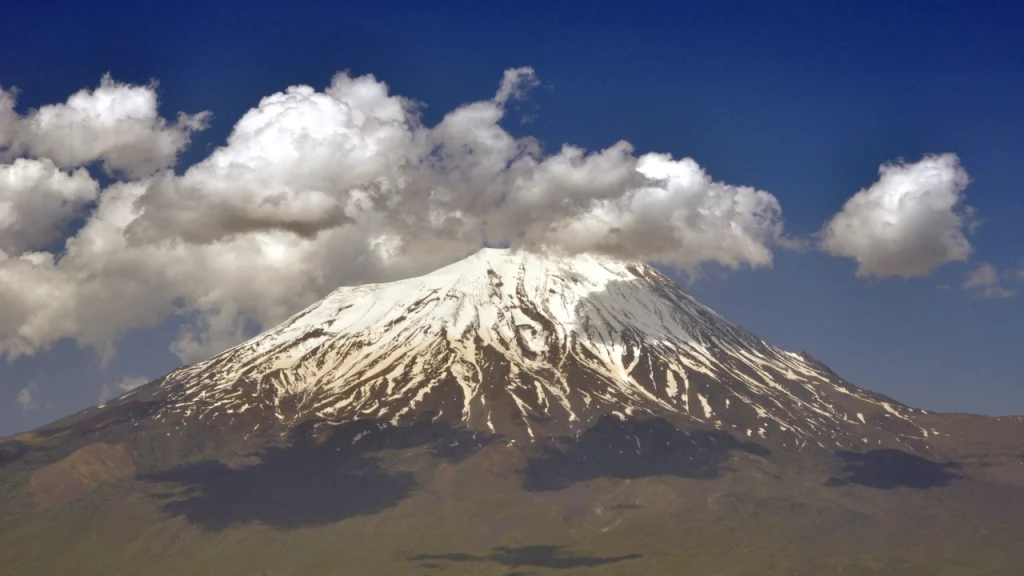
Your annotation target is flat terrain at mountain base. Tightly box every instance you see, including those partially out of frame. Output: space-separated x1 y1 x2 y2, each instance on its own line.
2 415 1023 576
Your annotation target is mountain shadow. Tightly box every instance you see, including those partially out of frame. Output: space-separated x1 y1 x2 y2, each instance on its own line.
410 545 641 569
141 415 495 530
523 415 770 491
826 449 962 489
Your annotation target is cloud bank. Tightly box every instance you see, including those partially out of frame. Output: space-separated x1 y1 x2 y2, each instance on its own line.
0 68 793 362
820 154 974 278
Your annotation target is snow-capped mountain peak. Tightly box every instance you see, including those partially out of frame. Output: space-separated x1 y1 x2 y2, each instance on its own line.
150 247 930 451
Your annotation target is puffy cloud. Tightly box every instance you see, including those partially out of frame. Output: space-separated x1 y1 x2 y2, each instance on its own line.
820 154 974 278
0 67 789 363
0 158 98 255
513 151 783 269
128 73 415 243
16 382 38 412
0 74 209 178
962 263 1016 299
0 179 454 362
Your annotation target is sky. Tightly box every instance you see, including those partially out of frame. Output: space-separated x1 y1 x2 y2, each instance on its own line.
1 0 1021 435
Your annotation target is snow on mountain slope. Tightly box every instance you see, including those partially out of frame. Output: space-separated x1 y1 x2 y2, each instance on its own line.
145 248 932 451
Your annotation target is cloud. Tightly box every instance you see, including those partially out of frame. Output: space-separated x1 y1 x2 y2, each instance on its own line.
0 74 209 178
0 87 18 149
509 150 784 269
127 73 416 243
820 154 974 278
99 375 149 403
494 66 540 105
16 381 39 412
962 263 1016 299
0 158 99 256
0 68 789 363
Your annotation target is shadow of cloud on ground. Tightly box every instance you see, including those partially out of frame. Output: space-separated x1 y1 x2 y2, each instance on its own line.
410 545 641 570
0 441 30 468
522 415 770 492
141 415 494 530
826 449 962 489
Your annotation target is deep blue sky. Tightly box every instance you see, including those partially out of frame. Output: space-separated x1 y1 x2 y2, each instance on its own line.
2 0 1022 435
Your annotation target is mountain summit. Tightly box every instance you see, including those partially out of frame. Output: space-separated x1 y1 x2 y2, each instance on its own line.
144 247 926 451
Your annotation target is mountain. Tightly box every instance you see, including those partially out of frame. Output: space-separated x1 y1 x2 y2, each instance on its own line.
2 248 1023 575
135 248 929 449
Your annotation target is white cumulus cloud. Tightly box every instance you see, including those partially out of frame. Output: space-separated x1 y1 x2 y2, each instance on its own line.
0 158 98 256
517 151 783 269
127 73 415 243
820 154 974 278
0 67 790 363
0 74 209 178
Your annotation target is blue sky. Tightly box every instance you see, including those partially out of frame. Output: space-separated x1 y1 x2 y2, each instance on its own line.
1 0 1021 435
